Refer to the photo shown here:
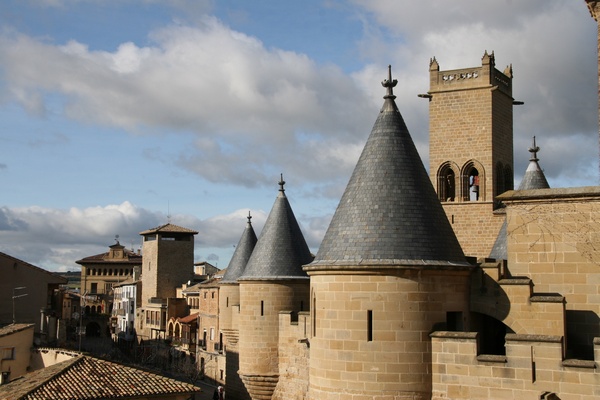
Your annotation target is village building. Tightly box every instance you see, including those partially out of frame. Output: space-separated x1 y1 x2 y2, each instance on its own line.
136 223 197 341
75 240 142 316
0 252 66 333
111 269 141 344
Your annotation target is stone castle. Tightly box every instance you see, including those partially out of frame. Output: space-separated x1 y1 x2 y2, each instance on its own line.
144 2 600 399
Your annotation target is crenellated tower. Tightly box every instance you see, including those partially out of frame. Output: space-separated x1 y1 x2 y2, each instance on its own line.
425 51 515 258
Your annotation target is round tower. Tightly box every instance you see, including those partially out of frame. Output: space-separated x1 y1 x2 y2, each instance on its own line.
237 177 313 400
219 212 257 400
304 67 474 399
219 212 257 341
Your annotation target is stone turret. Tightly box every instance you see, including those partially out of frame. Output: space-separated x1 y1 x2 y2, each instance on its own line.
490 137 550 260
219 212 257 400
237 177 313 400
304 66 473 400
517 136 550 191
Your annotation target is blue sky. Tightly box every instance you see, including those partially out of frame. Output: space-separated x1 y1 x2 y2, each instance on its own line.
0 0 598 271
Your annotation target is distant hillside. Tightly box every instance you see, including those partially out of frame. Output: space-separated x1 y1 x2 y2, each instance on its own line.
58 271 81 290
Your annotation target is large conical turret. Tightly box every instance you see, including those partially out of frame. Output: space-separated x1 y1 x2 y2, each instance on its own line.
305 66 473 400
311 66 466 268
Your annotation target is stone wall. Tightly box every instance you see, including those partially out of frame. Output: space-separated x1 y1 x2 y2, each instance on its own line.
238 280 310 400
272 311 310 400
442 202 505 258
307 269 471 400
501 188 600 359
431 331 600 400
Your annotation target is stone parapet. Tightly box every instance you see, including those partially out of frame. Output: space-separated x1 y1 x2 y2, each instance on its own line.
431 331 600 399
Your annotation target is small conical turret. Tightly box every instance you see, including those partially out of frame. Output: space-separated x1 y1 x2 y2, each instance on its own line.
518 136 550 190
221 212 257 283
237 176 312 400
239 175 312 280
490 137 550 259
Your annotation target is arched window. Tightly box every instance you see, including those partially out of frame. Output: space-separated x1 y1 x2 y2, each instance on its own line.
437 162 458 202
461 161 485 201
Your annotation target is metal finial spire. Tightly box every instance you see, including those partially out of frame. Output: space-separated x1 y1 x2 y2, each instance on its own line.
115 234 119 244
528 136 540 161
381 65 397 99
247 210 252 225
278 173 286 192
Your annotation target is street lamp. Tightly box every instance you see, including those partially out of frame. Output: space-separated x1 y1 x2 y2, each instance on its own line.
12 287 28 324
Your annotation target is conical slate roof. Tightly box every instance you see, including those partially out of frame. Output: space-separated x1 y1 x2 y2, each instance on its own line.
310 66 467 268
238 177 313 280
490 137 550 260
221 212 257 283
518 136 550 190
489 219 508 260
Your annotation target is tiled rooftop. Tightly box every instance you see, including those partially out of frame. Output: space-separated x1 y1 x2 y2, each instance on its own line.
139 223 199 235
0 323 34 338
75 248 142 264
0 353 201 400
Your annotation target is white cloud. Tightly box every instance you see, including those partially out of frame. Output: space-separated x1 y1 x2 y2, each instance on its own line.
1 0 599 272
349 0 598 187
0 17 375 190
0 202 332 272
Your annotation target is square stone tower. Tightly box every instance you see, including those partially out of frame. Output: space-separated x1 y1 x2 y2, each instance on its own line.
139 223 198 306
426 51 514 258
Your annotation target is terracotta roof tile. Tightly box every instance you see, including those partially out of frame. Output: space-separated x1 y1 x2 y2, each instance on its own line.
0 354 201 400
75 248 142 265
178 313 199 324
139 223 198 235
0 324 34 338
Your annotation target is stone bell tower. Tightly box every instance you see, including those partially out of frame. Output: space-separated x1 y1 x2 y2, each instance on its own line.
425 51 515 258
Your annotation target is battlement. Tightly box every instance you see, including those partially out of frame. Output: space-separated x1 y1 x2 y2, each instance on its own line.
429 51 512 97
273 311 311 399
431 331 600 399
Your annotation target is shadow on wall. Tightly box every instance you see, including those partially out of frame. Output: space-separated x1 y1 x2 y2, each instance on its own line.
224 350 250 400
469 268 512 322
566 310 600 360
